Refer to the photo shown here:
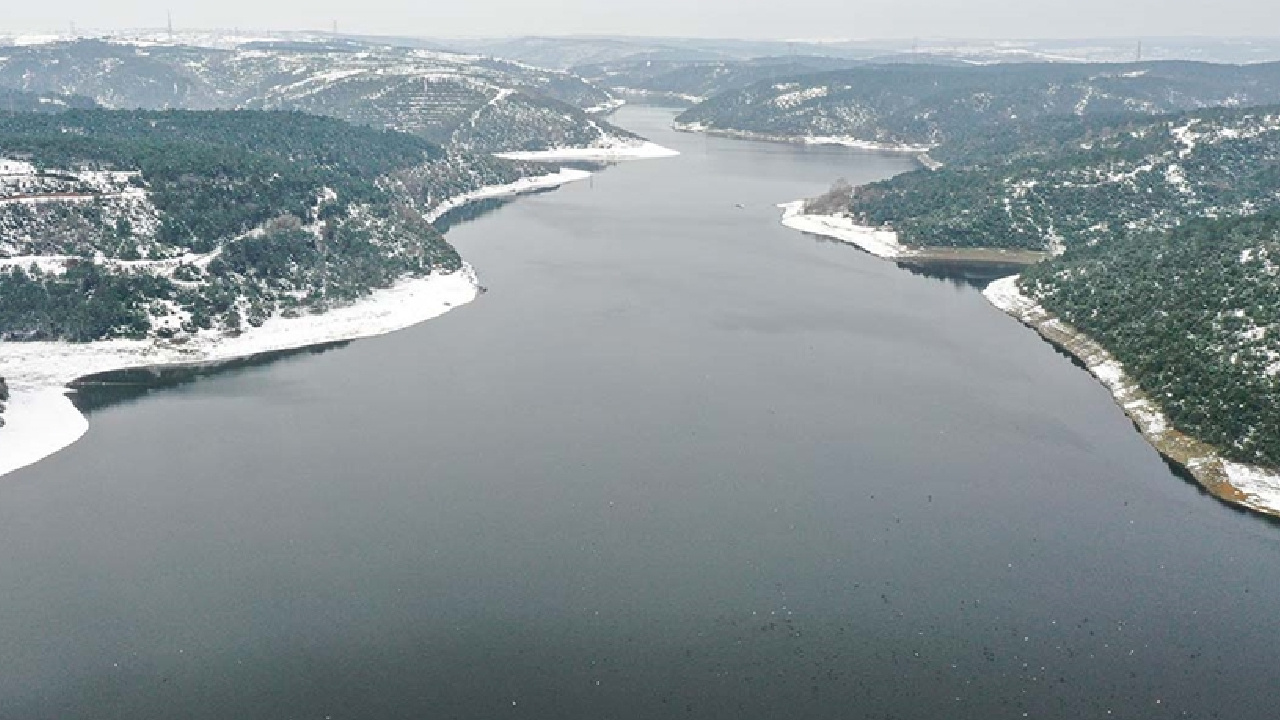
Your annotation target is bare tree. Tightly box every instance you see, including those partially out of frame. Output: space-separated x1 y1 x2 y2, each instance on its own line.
804 178 854 216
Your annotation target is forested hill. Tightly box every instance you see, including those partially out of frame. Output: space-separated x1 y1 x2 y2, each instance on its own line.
0 109 525 342
844 106 1280 252
674 61 1280 148
1022 211 1280 469
0 39 638 153
0 88 98 114
573 56 866 105
796 99 1280 473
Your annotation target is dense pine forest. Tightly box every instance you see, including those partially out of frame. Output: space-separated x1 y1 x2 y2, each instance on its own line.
845 106 1280 251
675 61 1280 148
0 109 527 342
1023 212 1280 468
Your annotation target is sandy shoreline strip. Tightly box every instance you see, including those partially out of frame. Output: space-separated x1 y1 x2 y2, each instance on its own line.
983 276 1280 518
0 166 598 478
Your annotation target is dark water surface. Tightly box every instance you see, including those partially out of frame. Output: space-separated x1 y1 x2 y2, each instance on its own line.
3 108 1279 719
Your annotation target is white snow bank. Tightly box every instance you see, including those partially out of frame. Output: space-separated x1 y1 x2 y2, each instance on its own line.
778 201 907 259
583 98 627 115
0 159 37 176
797 136 934 154
984 276 1280 517
983 275 1038 315
671 124 933 155
0 388 90 478
0 267 479 478
425 168 591 223
0 166 594 478
1225 461 1280 511
493 142 680 162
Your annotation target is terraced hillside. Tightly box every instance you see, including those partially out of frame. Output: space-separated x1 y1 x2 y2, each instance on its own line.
574 56 866 106
0 39 637 153
676 61 1280 149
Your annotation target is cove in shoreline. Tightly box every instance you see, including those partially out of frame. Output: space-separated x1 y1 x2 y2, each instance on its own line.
984 276 1280 518
778 198 1280 519
0 167 598 479
673 123 934 156
778 201 1046 267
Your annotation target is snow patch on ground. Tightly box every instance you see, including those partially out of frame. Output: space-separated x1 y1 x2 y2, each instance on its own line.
671 123 933 155
1225 461 1280 510
493 141 680 162
0 159 37 176
778 201 907 259
773 87 829 109
424 168 591 223
0 388 90 478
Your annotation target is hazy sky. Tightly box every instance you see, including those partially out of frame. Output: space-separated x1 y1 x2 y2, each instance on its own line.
5 0 1279 40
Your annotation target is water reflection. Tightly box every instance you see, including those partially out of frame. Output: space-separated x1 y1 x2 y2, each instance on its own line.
69 342 349 415
896 259 1030 288
430 196 517 233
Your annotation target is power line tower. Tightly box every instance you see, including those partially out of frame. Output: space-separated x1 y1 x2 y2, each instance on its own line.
167 11 174 39
1136 40 1143 63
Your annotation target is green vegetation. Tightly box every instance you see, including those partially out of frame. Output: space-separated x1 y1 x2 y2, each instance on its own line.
676 61 1280 149
846 106 1280 251
1022 212 1280 468
0 109 524 342
0 39 631 154
0 262 171 341
0 109 443 251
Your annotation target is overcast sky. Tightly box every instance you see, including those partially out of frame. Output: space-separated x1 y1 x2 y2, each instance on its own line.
5 0 1279 40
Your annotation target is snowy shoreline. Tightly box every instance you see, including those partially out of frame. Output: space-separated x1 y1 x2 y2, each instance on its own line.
0 166 596 479
424 168 591 223
493 142 680 163
778 202 1045 265
779 194 1280 517
778 201 910 259
984 276 1280 518
673 123 934 155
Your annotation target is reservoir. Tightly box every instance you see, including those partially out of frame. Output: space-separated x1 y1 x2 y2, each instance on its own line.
2 107 1278 719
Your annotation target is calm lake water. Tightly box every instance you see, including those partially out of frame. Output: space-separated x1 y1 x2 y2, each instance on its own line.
3 107 1279 719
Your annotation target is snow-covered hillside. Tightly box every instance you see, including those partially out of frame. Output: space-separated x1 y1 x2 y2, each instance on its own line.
0 38 645 154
